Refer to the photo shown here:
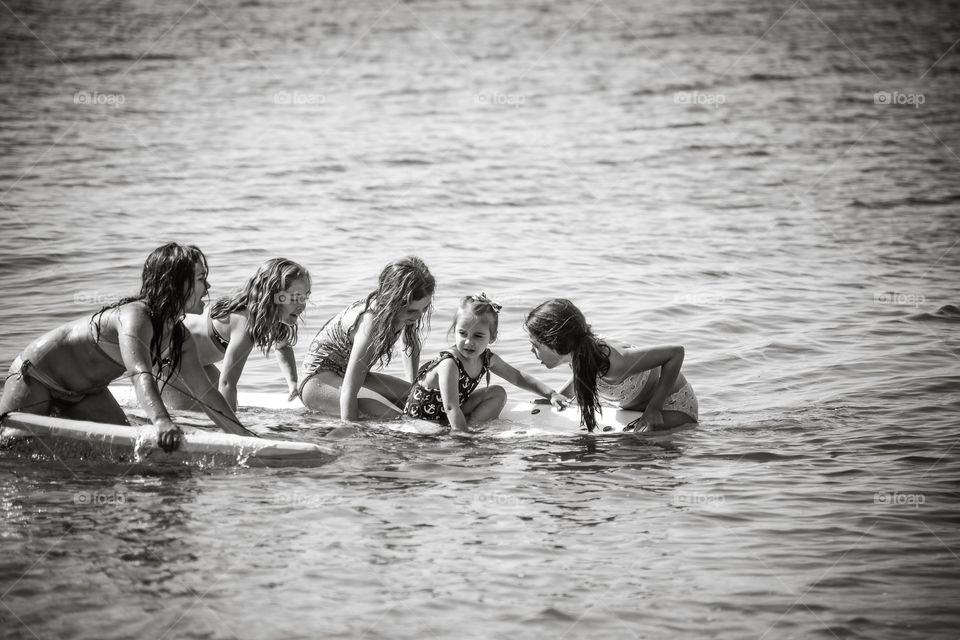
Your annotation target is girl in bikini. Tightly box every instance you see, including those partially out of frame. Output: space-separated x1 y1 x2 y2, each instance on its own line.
164 258 311 411
405 294 567 431
0 243 257 452
299 256 434 420
523 298 698 433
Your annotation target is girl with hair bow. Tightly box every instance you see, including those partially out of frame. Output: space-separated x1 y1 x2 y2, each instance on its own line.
405 293 567 431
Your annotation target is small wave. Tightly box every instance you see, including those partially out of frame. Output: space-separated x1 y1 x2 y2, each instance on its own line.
850 194 960 209
631 82 702 97
713 451 811 463
742 72 803 82
383 158 434 167
522 607 577 623
62 52 180 64
913 304 960 321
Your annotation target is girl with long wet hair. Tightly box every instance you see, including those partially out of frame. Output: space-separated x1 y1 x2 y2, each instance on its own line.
299 256 435 420
165 258 311 410
0 242 256 452
523 298 697 433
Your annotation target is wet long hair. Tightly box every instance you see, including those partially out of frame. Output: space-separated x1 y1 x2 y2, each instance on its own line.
524 298 610 432
93 242 207 386
209 258 310 355
353 256 435 368
447 293 501 343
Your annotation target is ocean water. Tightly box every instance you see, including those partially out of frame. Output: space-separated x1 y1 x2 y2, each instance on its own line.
2 0 959 638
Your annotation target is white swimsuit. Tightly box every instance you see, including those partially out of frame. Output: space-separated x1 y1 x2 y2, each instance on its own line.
597 370 651 405
597 369 698 422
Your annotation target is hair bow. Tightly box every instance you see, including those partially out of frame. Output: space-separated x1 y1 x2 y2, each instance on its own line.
473 292 502 314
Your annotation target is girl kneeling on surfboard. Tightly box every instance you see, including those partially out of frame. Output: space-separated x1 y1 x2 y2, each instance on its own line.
299 256 434 420
164 258 311 411
523 298 698 433
0 242 257 452
405 293 567 432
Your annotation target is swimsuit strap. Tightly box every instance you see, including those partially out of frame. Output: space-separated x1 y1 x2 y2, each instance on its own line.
482 349 492 387
415 350 455 382
437 350 458 372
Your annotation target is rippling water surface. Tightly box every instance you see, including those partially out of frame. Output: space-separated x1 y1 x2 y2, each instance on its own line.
2 0 959 638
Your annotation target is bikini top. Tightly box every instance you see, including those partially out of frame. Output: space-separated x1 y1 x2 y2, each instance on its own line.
208 311 230 352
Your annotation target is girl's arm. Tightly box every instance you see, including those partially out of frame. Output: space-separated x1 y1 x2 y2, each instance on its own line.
274 342 299 400
558 374 575 398
218 316 254 411
340 313 378 421
401 331 421 383
489 353 568 409
116 304 180 452
437 358 468 431
622 345 684 426
175 334 258 437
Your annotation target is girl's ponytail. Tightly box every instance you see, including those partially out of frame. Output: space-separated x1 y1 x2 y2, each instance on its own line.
570 332 609 432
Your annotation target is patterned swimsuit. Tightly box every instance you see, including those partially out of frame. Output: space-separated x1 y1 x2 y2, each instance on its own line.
595 339 698 421
598 369 699 422
300 301 365 388
405 350 492 425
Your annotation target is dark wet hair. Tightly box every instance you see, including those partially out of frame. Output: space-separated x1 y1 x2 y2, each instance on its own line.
93 242 207 386
210 258 310 355
355 256 435 368
524 298 610 432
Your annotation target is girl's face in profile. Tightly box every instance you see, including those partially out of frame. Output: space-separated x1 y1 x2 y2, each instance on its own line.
400 295 431 326
277 277 311 326
528 336 567 369
184 263 210 315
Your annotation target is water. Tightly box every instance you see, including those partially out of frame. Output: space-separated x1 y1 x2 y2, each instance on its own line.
2 0 959 637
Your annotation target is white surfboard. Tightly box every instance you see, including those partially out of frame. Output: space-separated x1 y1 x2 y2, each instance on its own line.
492 400 698 438
195 388 692 438
0 412 338 466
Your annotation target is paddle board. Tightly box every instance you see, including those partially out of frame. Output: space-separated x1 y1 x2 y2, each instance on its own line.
0 412 338 466
494 400 682 438
180 388 692 438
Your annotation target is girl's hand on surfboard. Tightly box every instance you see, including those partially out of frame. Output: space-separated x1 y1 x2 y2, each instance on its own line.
637 407 663 432
157 421 183 453
548 391 570 411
